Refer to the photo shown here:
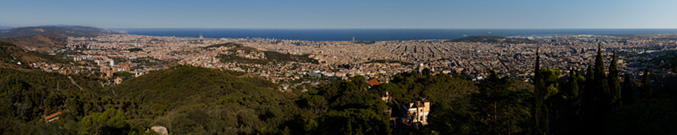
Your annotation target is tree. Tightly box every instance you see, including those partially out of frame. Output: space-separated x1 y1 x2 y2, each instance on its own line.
581 43 611 135
473 71 531 134
564 69 584 134
621 74 634 105
79 109 132 135
593 44 610 103
585 60 594 91
608 50 622 109
641 69 652 98
568 69 581 100
530 47 549 135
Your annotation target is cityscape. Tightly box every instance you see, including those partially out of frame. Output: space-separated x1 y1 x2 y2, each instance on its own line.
1 0 677 135
37 33 677 87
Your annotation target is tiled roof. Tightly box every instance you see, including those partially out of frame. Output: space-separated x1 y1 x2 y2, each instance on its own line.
44 111 62 121
367 78 380 87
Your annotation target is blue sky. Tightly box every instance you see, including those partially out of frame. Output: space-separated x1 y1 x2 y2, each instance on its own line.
1 0 676 28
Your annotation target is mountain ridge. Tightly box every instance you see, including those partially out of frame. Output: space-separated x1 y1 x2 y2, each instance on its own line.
0 25 124 38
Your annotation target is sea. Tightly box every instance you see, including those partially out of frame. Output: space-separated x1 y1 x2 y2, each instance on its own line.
117 28 677 41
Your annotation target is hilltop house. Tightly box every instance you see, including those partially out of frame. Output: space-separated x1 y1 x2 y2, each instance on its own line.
401 99 431 126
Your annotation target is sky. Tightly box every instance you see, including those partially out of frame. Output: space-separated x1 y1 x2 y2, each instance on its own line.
1 0 676 29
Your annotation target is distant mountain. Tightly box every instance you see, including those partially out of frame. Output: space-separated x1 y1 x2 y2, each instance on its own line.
449 36 539 44
0 25 124 52
1 35 67 52
0 25 124 38
0 25 12 30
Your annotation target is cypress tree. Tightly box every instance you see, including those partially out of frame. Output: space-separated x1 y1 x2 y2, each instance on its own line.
593 43 609 95
641 68 652 98
569 69 580 98
580 43 611 135
595 43 610 135
568 69 582 134
531 47 549 135
585 60 594 87
621 74 634 105
583 59 594 111
608 50 622 109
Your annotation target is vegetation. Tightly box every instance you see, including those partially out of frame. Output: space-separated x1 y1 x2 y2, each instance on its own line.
0 40 69 70
1 34 67 52
200 42 241 49
1 41 676 134
129 57 169 67
263 51 319 64
647 50 677 72
126 48 143 52
0 67 109 134
217 42 319 64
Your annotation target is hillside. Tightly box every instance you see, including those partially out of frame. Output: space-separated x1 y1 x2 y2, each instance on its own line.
113 65 279 110
0 25 124 53
0 25 124 38
0 68 107 134
212 43 319 64
1 35 67 52
0 40 69 70
450 36 539 44
112 65 294 134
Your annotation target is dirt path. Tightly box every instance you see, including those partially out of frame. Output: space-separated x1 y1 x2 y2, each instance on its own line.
67 76 84 91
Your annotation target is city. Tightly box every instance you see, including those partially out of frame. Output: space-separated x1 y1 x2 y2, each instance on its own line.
34 33 677 88
2 0 677 135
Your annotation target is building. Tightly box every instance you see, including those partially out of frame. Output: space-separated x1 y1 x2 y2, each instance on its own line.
114 77 123 84
381 91 392 104
367 78 381 87
401 99 430 126
44 111 62 122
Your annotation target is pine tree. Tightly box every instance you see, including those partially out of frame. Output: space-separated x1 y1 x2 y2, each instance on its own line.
608 50 622 109
641 68 652 98
621 74 634 105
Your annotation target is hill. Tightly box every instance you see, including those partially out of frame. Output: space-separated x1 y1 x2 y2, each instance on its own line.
0 25 124 38
0 40 69 70
112 65 294 134
0 25 124 52
0 67 107 134
449 36 539 44
1 35 67 52
211 43 319 64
